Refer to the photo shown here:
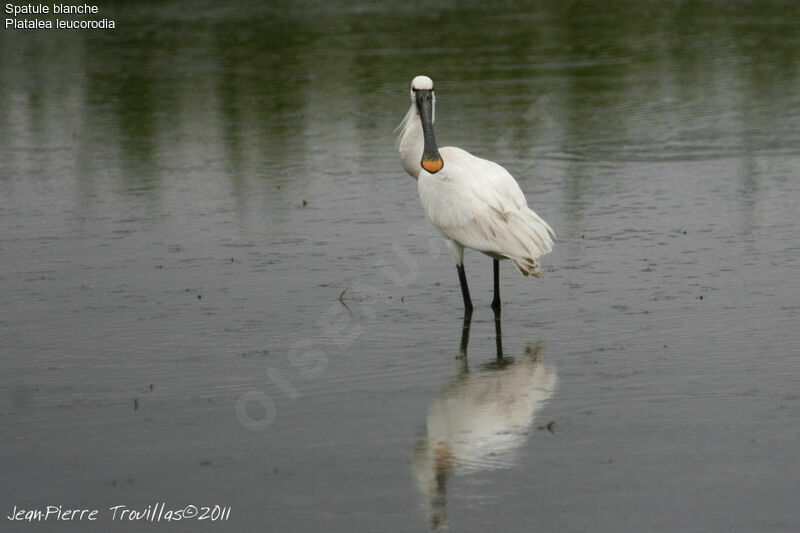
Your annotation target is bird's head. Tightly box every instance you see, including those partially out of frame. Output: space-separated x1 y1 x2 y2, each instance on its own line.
410 75 443 174
410 75 435 123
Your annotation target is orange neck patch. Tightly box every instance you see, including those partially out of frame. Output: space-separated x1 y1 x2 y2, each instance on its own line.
421 156 444 174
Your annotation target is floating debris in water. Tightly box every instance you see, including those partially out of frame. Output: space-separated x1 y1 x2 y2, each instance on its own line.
537 420 555 433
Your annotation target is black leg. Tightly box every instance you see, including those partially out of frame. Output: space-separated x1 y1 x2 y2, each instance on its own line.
493 304 503 358
491 259 501 310
458 312 472 360
456 263 473 314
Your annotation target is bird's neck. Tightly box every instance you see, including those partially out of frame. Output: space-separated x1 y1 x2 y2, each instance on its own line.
398 103 424 179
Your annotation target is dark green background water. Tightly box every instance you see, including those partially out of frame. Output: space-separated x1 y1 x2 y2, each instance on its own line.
2 1 799 531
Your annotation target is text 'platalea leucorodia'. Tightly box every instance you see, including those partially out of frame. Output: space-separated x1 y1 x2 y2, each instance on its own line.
397 75 555 314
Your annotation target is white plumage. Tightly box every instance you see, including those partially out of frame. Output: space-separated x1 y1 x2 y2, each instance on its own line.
418 146 554 276
398 75 554 309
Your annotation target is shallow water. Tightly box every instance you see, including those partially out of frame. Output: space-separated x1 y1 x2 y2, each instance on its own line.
2 1 800 531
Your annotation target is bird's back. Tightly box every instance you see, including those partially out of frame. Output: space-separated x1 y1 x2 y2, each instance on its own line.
418 147 555 276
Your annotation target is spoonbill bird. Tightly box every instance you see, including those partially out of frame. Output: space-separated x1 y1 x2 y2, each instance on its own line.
397 75 555 313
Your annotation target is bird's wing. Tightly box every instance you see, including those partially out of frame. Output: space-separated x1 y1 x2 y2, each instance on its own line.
418 147 555 265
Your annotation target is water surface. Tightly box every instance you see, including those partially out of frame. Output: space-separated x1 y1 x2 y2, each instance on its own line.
2 1 800 531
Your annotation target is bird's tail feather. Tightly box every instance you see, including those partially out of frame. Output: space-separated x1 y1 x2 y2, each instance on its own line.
507 208 554 278
503 208 555 264
511 256 547 278
522 208 556 255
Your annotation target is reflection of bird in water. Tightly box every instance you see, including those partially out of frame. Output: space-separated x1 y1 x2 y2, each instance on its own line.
413 312 557 530
397 75 555 312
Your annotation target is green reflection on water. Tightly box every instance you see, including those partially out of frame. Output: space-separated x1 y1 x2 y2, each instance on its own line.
1 0 798 198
